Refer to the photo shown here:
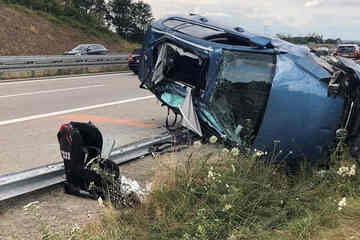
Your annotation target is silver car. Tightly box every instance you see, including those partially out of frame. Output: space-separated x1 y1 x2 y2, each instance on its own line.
64 44 109 55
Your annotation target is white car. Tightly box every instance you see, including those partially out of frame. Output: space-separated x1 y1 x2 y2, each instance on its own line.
334 44 360 59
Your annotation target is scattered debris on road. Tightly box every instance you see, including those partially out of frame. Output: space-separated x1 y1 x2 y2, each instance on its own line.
57 121 140 208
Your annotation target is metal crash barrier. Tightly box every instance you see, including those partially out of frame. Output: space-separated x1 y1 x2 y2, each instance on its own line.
0 128 193 202
0 54 128 72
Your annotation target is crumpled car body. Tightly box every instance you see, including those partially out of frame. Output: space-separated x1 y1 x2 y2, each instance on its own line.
139 14 360 162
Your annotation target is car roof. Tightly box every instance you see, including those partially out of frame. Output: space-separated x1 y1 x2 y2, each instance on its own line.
316 47 329 51
338 44 358 47
154 14 272 48
75 44 105 47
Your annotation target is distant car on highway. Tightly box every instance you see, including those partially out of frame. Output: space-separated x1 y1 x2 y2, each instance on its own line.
128 48 141 74
64 44 109 56
313 47 330 57
334 44 360 59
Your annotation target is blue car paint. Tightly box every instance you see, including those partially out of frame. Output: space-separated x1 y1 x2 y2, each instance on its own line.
140 15 347 160
253 54 344 159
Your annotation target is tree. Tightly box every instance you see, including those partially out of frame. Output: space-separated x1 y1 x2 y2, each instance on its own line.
109 0 132 38
132 1 153 33
72 0 106 16
109 0 153 42
276 33 326 44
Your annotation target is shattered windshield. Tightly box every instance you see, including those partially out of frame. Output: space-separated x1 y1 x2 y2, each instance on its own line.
209 50 275 144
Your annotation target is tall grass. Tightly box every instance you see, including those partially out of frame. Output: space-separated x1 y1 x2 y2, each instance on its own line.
48 143 360 240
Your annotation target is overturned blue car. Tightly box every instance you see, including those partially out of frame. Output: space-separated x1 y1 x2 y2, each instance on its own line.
139 14 360 163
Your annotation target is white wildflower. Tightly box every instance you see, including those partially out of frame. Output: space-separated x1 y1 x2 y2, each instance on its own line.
337 166 347 177
255 150 264 157
193 140 202 148
209 135 218 144
349 164 356 176
317 170 327 177
231 147 239 156
222 148 230 153
226 184 230 188
208 170 214 179
338 197 346 211
337 165 357 177
223 204 232 211
70 224 80 235
98 197 104 208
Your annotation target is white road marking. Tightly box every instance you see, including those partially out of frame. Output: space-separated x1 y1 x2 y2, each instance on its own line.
0 84 104 99
0 95 155 126
0 72 132 86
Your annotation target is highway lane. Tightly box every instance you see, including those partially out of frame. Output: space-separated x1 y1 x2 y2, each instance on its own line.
0 73 167 174
0 73 152 120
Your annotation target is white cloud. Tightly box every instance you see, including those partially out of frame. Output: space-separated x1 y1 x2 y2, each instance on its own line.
143 0 360 40
203 12 231 17
305 0 325 7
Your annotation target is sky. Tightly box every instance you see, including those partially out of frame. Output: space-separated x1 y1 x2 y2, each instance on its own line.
142 0 360 40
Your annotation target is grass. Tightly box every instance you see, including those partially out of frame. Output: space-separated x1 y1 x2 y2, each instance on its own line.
43 141 360 240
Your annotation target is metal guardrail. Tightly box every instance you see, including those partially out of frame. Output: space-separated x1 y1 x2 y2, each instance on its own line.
0 133 174 202
0 54 128 72
110 134 173 165
0 163 65 201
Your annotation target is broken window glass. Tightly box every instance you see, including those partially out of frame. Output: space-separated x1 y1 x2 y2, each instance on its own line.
152 43 206 89
175 24 224 39
163 19 186 28
209 50 275 144
205 33 254 46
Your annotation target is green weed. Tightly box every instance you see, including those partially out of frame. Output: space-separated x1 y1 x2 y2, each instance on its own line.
41 141 360 239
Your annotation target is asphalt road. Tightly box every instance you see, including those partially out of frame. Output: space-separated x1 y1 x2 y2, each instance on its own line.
0 73 167 175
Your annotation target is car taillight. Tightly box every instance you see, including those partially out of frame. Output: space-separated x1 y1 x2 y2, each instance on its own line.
128 52 133 61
